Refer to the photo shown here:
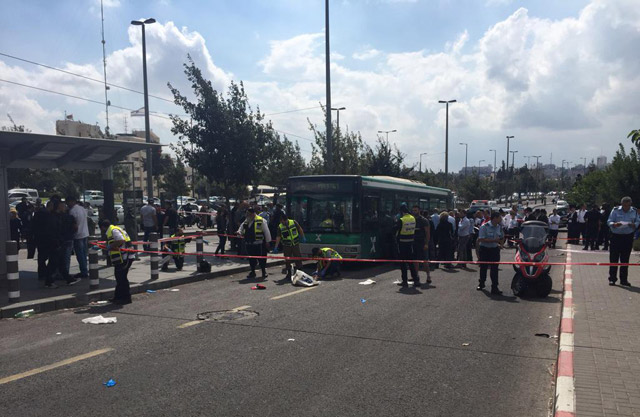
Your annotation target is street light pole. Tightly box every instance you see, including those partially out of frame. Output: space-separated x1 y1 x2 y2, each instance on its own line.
331 107 345 133
459 142 468 176
131 17 156 199
325 0 333 174
506 135 514 172
439 99 457 186
581 156 587 175
509 150 518 170
377 129 397 142
419 152 428 173
489 149 497 175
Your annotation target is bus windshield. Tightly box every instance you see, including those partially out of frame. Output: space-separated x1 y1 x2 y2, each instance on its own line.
290 194 355 233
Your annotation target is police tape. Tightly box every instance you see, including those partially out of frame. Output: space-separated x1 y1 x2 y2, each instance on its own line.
90 243 640 267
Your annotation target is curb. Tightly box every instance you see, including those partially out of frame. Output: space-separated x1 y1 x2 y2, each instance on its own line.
554 250 575 417
1 258 300 319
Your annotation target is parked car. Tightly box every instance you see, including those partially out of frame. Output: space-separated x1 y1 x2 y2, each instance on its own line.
467 205 492 217
556 207 569 229
556 200 569 210
81 190 104 207
9 188 39 201
8 191 32 203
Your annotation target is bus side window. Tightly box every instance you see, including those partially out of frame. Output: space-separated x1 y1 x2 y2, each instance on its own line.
362 196 380 228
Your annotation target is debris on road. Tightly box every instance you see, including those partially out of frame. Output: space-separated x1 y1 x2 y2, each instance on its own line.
251 284 267 290
82 315 117 324
291 268 319 287
361 298 367 304
146 290 156 293
287 338 295 341
14 309 35 318
534 333 550 338
92 300 109 305
56 332 62 335
462 342 471 346
103 379 116 387
164 289 180 292
359 279 376 285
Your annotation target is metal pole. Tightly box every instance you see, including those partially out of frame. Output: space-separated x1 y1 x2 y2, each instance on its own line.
196 235 203 266
464 144 468 176
89 247 100 290
150 233 159 280
325 0 332 175
445 102 449 185
6 241 19 303
141 24 153 199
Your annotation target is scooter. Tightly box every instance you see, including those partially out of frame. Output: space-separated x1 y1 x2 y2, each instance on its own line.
511 220 552 297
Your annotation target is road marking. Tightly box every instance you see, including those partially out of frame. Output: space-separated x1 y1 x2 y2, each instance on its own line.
177 305 252 328
0 348 113 385
270 287 318 300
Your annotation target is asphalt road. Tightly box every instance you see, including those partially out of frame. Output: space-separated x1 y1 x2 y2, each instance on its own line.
0 247 565 417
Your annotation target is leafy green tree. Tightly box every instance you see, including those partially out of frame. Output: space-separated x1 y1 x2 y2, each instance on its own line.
261 135 307 186
159 159 189 197
629 129 640 150
366 137 413 177
169 57 276 200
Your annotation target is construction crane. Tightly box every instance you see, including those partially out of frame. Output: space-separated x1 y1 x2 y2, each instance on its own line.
7 113 17 130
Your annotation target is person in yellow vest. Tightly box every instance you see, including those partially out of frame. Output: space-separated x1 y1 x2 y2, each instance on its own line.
395 205 420 288
99 219 133 304
273 213 306 277
238 207 272 280
311 247 342 278
160 227 191 272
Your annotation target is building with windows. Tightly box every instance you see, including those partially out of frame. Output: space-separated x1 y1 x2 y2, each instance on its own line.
597 156 607 169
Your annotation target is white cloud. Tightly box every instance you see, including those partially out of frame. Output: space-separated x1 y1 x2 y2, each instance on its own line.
485 0 514 6
353 48 382 60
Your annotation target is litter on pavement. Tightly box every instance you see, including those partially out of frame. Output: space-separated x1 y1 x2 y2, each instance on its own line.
56 332 62 335
251 284 267 290
462 342 471 346
291 268 319 287
359 279 376 285
146 290 156 293
361 298 367 304
82 315 117 325
287 338 295 341
534 333 550 338
103 379 116 387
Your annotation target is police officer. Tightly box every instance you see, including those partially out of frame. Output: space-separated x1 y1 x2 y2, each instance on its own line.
394 205 420 288
411 205 431 283
273 213 306 278
99 219 133 304
477 212 505 295
607 196 639 286
238 207 271 280
161 227 191 272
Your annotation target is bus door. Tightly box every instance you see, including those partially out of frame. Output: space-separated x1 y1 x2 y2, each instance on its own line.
361 194 389 259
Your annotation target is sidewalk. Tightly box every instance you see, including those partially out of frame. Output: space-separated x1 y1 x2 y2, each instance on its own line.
567 243 640 416
0 235 292 318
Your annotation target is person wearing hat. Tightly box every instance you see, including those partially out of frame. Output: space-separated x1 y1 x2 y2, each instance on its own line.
607 196 639 286
237 207 272 280
394 204 420 288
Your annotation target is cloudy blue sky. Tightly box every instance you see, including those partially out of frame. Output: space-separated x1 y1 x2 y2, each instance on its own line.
1 0 638 173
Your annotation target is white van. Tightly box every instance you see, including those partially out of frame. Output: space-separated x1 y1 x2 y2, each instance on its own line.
8 188 39 201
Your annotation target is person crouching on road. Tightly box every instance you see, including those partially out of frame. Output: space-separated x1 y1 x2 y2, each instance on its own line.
161 228 191 272
477 212 505 295
311 247 342 278
273 213 306 278
99 219 133 304
238 207 271 280
395 205 420 288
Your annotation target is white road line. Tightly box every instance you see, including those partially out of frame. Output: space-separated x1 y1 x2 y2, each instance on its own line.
270 287 318 300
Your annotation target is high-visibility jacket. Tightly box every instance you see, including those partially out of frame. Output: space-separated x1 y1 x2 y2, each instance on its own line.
278 219 300 246
106 225 131 265
317 247 342 270
244 215 265 243
397 214 416 243
170 234 186 257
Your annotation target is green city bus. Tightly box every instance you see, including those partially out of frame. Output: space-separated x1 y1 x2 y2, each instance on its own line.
286 175 454 259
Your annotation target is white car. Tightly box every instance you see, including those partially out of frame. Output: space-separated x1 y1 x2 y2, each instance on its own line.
556 200 569 209
82 190 104 207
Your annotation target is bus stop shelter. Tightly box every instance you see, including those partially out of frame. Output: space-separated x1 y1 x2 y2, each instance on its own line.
0 130 161 295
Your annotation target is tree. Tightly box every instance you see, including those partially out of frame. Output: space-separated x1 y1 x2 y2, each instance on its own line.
159 159 189 197
260 136 307 186
366 137 413 177
308 106 369 175
629 129 640 150
169 57 277 200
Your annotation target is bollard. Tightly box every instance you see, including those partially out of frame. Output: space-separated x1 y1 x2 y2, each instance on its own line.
150 233 159 280
89 247 100 290
196 236 203 266
6 241 19 303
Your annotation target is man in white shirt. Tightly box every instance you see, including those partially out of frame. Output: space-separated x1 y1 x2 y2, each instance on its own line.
577 204 587 245
140 199 158 250
548 209 561 248
457 210 472 268
67 196 89 279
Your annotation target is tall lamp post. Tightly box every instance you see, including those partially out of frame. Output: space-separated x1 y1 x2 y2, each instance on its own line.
419 152 428 173
331 107 345 133
325 0 333 174
438 99 457 186
131 17 156 199
489 149 497 175
506 135 514 172
378 129 397 141
459 142 468 176
533 155 542 190
509 150 518 170
581 156 587 175
479 159 485 174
